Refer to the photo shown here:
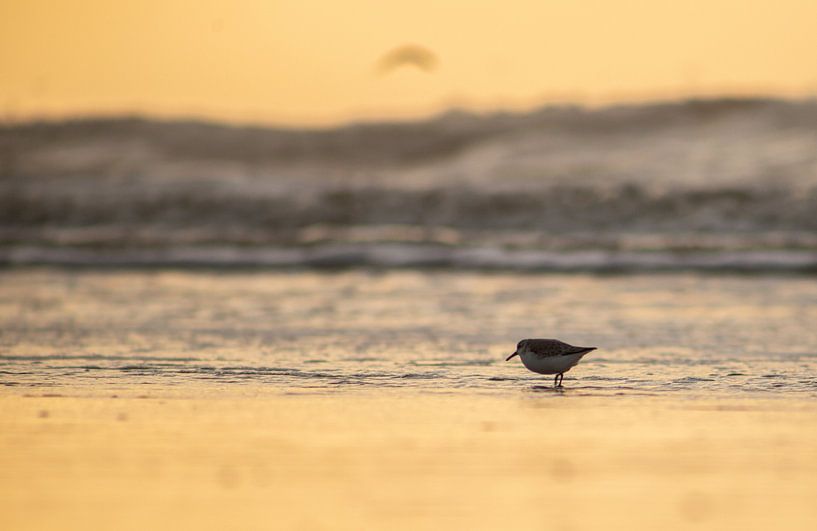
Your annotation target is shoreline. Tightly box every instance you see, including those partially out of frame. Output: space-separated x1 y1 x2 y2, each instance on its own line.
3 246 817 273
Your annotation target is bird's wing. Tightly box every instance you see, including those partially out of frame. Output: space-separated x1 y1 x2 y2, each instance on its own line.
528 339 596 357
563 345 597 356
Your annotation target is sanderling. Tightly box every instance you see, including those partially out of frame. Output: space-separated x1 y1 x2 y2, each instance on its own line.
505 339 596 387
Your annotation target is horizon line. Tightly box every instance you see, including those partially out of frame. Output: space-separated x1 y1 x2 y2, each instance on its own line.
2 92 816 132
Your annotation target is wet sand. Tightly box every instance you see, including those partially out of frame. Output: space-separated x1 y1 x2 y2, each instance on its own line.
2 390 816 530
2 269 817 529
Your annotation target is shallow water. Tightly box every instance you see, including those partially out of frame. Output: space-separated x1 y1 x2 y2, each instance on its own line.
2 270 817 396
2 270 817 530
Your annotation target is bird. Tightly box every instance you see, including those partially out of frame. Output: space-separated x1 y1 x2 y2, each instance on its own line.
375 44 438 75
505 339 596 387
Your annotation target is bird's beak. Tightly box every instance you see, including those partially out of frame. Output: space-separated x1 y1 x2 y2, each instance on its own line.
505 351 518 361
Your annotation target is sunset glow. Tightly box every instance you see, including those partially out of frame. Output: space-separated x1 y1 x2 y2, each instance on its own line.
2 0 816 125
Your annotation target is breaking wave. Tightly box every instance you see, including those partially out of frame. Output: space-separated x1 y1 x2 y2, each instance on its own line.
2 97 817 270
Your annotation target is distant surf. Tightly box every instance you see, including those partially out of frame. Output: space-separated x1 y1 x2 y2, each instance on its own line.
2 97 816 271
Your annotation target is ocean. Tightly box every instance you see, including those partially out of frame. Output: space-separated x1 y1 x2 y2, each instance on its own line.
2 98 817 271
2 98 817 530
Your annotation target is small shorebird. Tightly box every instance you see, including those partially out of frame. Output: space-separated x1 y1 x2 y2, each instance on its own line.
505 339 596 387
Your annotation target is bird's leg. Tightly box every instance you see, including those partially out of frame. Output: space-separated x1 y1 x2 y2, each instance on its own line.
556 373 564 387
553 374 559 387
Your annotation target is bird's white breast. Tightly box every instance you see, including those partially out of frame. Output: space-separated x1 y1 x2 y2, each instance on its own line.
519 351 587 375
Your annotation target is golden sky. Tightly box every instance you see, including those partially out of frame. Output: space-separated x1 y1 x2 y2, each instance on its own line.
2 0 816 125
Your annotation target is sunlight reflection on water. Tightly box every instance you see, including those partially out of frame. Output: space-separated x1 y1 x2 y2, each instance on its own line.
2 270 816 397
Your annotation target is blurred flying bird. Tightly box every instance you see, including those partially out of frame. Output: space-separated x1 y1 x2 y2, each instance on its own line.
376 45 438 75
